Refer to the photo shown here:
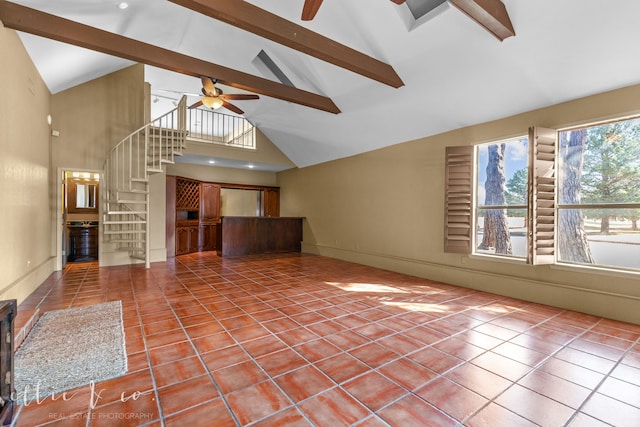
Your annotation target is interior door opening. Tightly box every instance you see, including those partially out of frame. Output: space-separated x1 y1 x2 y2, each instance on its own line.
63 170 100 265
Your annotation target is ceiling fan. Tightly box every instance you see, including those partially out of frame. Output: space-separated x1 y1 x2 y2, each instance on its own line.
302 0 405 20
188 77 259 115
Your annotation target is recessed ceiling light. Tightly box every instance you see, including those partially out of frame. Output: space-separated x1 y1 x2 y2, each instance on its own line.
118 2 129 10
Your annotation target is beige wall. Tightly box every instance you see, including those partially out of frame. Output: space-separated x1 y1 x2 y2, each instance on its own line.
51 64 145 172
278 84 640 325
166 163 278 187
0 23 55 303
184 128 296 170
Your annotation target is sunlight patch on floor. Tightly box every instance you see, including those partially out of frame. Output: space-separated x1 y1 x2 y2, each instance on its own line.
325 282 410 294
381 301 451 314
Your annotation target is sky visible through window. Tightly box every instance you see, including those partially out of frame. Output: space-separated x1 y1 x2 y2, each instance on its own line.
477 137 528 205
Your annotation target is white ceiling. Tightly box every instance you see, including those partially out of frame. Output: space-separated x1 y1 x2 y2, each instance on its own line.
12 0 640 169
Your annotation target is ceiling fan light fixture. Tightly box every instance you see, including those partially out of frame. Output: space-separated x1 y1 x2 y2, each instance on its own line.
202 96 224 109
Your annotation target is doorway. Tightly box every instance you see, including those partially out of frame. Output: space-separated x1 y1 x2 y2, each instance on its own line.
59 169 101 269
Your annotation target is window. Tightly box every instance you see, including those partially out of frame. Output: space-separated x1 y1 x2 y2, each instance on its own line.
475 137 529 258
557 117 640 270
445 117 640 273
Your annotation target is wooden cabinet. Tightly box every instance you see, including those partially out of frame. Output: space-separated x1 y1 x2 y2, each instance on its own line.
217 217 303 257
176 221 199 255
200 183 220 222
262 188 280 217
199 183 219 252
67 225 98 262
167 175 281 257
175 227 189 256
199 223 217 251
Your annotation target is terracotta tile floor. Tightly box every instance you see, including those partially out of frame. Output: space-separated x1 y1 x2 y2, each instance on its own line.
10 252 640 427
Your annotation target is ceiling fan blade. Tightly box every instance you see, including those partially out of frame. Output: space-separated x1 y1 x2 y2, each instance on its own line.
222 101 244 115
188 100 204 109
201 76 216 97
221 94 260 101
301 0 323 20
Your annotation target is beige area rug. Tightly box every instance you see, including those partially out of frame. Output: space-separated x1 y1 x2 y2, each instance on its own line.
15 301 128 403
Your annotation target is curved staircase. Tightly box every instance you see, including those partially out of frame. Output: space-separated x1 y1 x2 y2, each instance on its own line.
102 96 188 268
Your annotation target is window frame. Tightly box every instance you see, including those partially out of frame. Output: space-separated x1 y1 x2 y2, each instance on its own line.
555 116 640 272
445 117 640 275
472 136 530 261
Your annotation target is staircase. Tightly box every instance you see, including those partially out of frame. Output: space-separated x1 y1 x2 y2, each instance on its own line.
102 96 188 268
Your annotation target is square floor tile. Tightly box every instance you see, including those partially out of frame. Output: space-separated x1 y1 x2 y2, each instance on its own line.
211 360 269 394
343 371 407 411
580 392 640 426
495 384 575 426
274 365 335 403
517 369 591 409
164 399 236 427
445 363 512 400
316 353 371 384
298 387 371 426
157 375 219 416
466 402 537 427
471 351 531 381
226 381 292 425
256 348 308 377
378 357 438 391
416 377 488 422
378 394 457 427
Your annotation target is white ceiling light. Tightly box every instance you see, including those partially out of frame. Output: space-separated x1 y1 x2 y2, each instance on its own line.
202 96 223 110
118 2 129 10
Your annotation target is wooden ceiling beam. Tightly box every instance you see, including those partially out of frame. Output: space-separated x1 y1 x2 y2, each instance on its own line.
0 0 340 113
168 0 404 88
449 0 515 41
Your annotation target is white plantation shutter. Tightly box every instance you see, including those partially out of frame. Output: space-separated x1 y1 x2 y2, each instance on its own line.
444 146 473 254
527 127 557 265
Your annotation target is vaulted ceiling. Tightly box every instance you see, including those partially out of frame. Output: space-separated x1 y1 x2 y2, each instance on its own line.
5 0 640 168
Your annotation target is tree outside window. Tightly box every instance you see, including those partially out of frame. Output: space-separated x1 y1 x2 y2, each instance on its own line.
558 117 640 270
476 138 528 258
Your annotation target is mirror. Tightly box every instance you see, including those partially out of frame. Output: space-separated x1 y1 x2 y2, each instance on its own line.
76 184 97 209
67 178 99 214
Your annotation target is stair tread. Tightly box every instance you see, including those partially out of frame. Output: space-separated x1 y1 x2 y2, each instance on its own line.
118 189 148 194
113 200 148 204
115 247 145 252
106 211 147 215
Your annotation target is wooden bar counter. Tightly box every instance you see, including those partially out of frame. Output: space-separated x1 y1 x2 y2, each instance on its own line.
216 216 304 257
